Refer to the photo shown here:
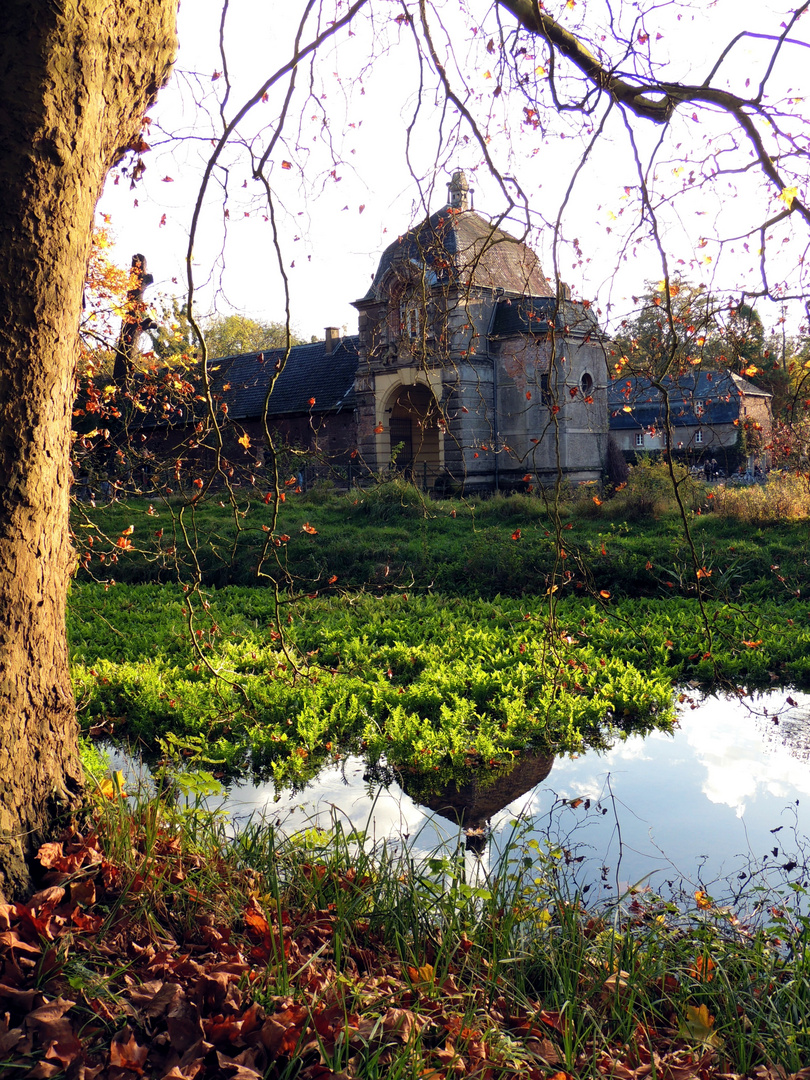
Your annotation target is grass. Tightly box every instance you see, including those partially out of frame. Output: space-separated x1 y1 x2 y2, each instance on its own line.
68 580 810 789
45 470 810 1074
71 475 810 602
7 757 810 1078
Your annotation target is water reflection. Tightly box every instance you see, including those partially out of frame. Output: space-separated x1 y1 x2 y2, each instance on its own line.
395 752 554 852
219 689 810 897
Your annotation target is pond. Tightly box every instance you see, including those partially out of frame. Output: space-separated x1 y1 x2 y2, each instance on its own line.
213 688 810 902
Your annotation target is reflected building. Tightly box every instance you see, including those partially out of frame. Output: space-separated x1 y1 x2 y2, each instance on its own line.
396 751 555 853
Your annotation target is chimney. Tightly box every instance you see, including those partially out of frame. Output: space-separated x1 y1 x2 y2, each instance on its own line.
325 326 341 354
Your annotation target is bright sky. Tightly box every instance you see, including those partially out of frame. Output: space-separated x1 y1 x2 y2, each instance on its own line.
97 0 810 342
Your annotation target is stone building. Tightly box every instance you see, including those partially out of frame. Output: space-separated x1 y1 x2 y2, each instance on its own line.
608 370 772 470
141 173 610 493
350 171 608 491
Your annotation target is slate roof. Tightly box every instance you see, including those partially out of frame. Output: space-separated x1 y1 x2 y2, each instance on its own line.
490 296 600 336
139 336 360 429
211 335 359 420
608 370 770 430
364 208 554 300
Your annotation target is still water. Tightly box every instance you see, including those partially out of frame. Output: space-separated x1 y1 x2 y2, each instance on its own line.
216 688 810 899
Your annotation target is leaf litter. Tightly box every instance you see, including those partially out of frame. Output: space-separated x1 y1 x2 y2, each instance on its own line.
1 813 810 1079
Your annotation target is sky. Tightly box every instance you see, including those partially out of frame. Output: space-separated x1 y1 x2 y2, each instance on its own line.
96 0 810 343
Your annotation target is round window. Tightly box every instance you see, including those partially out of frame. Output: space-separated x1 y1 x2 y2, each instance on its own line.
580 372 594 394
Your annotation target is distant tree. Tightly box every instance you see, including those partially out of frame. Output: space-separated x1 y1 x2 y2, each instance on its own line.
613 282 769 381
199 314 305 358
612 280 725 379
147 297 198 364
148 308 305 362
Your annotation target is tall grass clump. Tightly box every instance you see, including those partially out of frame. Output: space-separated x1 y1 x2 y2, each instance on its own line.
712 470 810 524
350 477 429 521
605 456 704 519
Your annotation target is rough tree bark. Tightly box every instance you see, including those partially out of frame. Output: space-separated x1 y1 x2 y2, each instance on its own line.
0 1 178 900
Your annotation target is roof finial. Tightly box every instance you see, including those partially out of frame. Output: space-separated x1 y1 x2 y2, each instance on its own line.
447 170 472 211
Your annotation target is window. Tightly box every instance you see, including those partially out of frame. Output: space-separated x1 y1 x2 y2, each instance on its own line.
540 373 553 407
695 399 704 416
399 296 423 340
635 432 644 448
580 372 594 395
695 429 704 445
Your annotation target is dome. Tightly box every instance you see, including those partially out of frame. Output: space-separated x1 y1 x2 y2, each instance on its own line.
365 180 554 301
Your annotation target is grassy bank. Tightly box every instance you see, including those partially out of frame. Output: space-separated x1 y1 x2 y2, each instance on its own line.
4 772 809 1078
69 583 810 788
72 479 810 602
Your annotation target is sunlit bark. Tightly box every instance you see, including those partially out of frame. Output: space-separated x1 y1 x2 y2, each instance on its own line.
0 0 177 900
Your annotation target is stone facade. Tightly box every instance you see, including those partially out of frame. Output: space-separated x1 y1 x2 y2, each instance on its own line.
351 172 609 491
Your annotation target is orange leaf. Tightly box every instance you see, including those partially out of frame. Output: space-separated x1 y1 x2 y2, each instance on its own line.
689 955 716 982
302 522 317 535
511 529 521 540
374 423 384 434
109 1030 148 1073
695 890 712 910
599 590 610 599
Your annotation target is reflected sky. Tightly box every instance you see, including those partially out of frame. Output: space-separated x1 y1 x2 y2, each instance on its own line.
217 689 810 897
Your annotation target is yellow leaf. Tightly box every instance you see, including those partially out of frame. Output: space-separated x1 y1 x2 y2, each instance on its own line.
99 771 126 799
407 963 435 985
779 186 798 209
237 433 251 449
679 1003 722 1047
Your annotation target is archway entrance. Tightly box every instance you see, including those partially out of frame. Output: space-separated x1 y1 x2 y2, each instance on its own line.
388 383 441 488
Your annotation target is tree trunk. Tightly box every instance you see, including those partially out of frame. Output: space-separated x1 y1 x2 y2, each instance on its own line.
0 1 177 900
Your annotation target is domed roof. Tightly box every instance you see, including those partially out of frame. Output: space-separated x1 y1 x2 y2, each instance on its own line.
363 179 554 301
